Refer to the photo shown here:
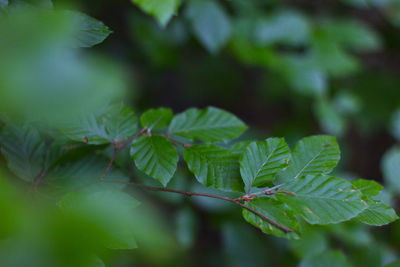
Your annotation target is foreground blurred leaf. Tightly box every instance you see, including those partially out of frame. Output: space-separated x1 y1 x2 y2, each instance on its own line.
277 175 366 224
60 190 140 249
169 107 247 143
242 198 300 239
240 138 290 192
131 0 180 27
184 144 244 192
0 124 45 182
186 0 231 53
46 154 129 194
131 135 178 186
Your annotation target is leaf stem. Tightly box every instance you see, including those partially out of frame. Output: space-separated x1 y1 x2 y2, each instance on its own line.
99 178 293 233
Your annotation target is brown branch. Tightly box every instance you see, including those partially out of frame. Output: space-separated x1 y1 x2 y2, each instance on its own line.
100 178 293 233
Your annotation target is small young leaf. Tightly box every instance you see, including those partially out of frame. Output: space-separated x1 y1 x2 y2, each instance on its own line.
130 135 178 186
169 107 247 143
277 175 367 224
357 199 398 226
240 138 290 192
0 124 45 182
104 104 139 142
186 0 231 53
64 11 112 48
242 198 300 239
183 144 244 192
131 0 180 27
352 179 383 197
140 107 173 130
275 135 340 184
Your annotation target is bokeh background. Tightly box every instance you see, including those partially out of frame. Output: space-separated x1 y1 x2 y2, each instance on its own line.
2 0 400 266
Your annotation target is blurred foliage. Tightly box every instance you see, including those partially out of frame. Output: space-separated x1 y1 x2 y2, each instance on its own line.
1 0 400 266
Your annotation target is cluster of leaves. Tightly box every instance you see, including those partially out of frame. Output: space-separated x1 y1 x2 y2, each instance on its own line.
1 106 397 244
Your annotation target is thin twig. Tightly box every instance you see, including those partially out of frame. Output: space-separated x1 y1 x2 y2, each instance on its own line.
100 178 293 233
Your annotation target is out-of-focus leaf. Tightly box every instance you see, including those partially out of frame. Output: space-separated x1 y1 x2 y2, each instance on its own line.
175 207 197 249
277 175 367 224
63 11 112 48
130 135 178 186
240 138 290 192
131 0 180 27
382 146 400 194
59 190 140 249
45 154 129 194
390 109 400 141
169 107 247 143
275 135 340 184
281 55 327 96
319 19 381 52
186 0 231 53
0 124 45 182
299 250 353 267
315 98 347 137
242 197 301 239
140 107 173 130
290 228 328 258
254 10 310 46
183 144 244 192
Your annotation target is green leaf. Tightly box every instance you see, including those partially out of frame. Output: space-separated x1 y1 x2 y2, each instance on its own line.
352 179 383 197
103 104 139 142
131 0 180 27
130 135 178 186
277 175 367 224
254 10 310 46
60 190 140 249
140 107 173 130
230 141 252 156
357 199 398 226
275 135 340 184
64 11 112 48
60 104 138 144
240 138 290 192
242 198 300 239
169 107 247 143
382 146 400 194
0 124 45 182
183 144 244 192
299 250 353 267
186 0 231 53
